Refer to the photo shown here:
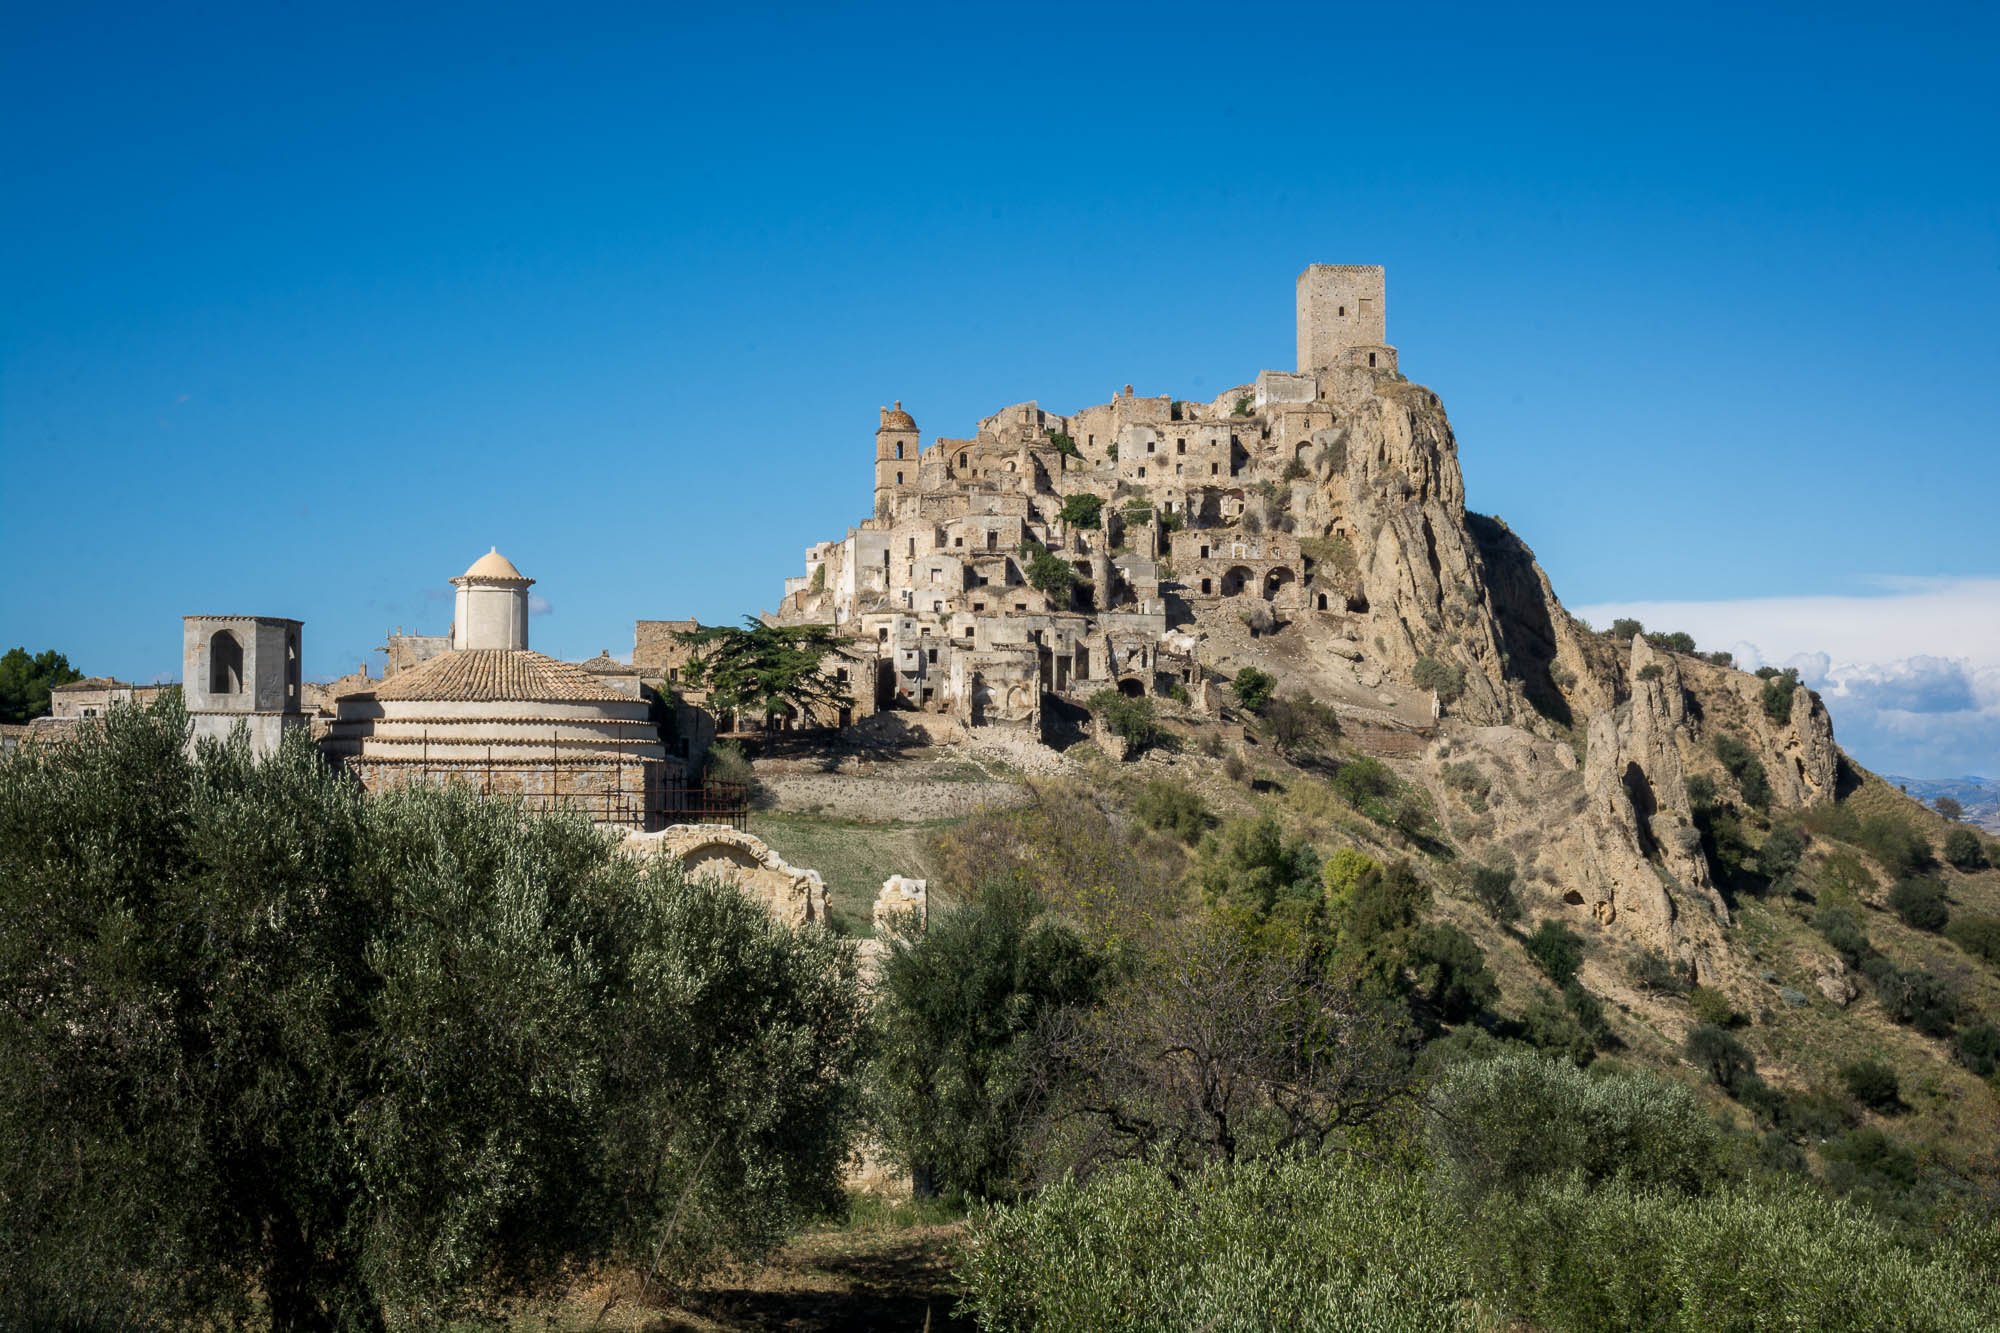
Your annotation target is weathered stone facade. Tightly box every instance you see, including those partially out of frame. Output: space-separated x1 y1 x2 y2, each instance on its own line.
770 264 1400 732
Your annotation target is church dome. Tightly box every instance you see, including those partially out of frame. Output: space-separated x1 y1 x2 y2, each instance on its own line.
460 547 529 582
877 401 917 433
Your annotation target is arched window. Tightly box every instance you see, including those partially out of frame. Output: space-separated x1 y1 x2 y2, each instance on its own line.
209 630 243 695
895 443 904 459
286 630 300 699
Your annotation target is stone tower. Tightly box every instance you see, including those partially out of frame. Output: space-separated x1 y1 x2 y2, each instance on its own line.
182 614 307 756
873 402 919 510
452 547 534 651
1297 264 1390 375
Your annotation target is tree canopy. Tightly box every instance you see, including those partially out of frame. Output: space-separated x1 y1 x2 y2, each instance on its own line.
0 646 82 722
674 619 854 730
0 696 863 1330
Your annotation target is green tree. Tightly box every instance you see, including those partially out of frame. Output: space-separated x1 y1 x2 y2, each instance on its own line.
1411 655 1466 702
868 881 1102 1200
1524 920 1586 988
1467 861 1522 924
1087 688 1161 759
1840 1060 1902 1113
1057 493 1103 528
675 619 854 731
1934 795 1964 821
1889 875 1950 932
1230 666 1275 712
1133 779 1209 842
1686 1023 1758 1096
1760 667 1802 723
1943 826 1987 871
1021 539 1079 598
1408 923 1498 1023
0 698 864 1329
0 646 83 723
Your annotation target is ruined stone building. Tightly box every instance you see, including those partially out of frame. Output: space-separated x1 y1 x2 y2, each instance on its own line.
771 264 1399 732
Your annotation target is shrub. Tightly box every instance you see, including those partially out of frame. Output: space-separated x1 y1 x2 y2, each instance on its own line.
1427 1051 1721 1199
1943 826 1987 871
1411 655 1466 702
1934 795 1964 821
1888 875 1950 932
1689 986 1741 1028
1086 689 1161 760
1945 913 2000 965
1228 668 1273 715
1055 493 1101 528
1468 861 1522 924
1261 692 1339 753
1646 630 1698 654
1132 779 1209 843
1954 1022 2000 1079
870 881 1102 1201
1631 949 1692 996
1408 923 1498 1023
1280 457 1308 482
1686 1023 1757 1096
1856 815 1933 878
1823 1127 1919 1195
1021 540 1078 597
1525 920 1586 988
1195 817 1321 948
1840 1059 1902 1113
1045 428 1080 458
1759 823 1809 884
1332 756 1400 816
1519 990 1598 1065
1868 963 1960 1039
1761 667 1801 723
1713 733 1771 809
1609 617 1644 639
958 1156 1481 1332
1816 904 1874 966
1637 663 1664 681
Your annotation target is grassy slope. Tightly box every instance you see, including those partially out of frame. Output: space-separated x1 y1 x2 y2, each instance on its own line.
746 812 949 938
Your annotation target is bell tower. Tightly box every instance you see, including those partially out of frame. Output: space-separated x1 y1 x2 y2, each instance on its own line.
182 614 307 756
1297 264 1391 374
873 401 920 511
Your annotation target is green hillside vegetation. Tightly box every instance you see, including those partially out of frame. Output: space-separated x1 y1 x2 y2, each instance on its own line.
6 692 2000 1330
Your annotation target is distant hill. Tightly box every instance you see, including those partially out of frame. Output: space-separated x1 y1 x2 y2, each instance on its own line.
1883 774 2000 833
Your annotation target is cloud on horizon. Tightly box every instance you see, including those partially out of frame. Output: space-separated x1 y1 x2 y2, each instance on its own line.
1574 576 2000 780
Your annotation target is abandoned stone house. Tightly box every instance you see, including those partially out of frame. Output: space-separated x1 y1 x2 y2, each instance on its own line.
772 264 1398 732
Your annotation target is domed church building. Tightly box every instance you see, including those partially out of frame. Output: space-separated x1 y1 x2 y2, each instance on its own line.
322 549 677 829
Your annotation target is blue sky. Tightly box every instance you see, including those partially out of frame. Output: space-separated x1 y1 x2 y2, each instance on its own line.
3 2 1997 774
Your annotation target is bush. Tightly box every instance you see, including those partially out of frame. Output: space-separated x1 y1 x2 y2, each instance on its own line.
1816 904 1873 966
1822 1126 1919 1195
1468 861 1521 924
1759 823 1809 884
1132 780 1209 843
1954 1022 2000 1079
870 881 1102 1201
1525 920 1586 988
959 1156 1482 1332
1689 986 1741 1028
1411 655 1466 702
1331 756 1402 823
1945 913 2000 965
1840 1059 1902 1113
1761 667 1801 723
1055 493 1102 528
1889 874 1950 932
1631 949 1692 996
1713 733 1771 810
1645 630 1697 654
1195 817 1322 949
1856 814 1932 878
1021 540 1078 597
1261 692 1340 753
1943 826 1987 871
1408 923 1498 1023
1686 1023 1757 1096
1086 689 1161 759
1230 666 1275 712
1610 617 1644 640
0 704 865 1326
1427 1051 1721 1199
1868 963 1960 1039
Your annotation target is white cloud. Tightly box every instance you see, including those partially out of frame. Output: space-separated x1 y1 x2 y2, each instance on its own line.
1574 576 2000 779
528 595 553 617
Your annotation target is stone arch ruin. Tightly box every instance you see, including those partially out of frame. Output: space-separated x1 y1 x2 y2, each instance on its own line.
622 824 829 927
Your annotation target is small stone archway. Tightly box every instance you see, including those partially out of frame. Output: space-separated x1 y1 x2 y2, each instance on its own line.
625 825 828 926
1264 566 1296 601
1220 565 1254 597
1116 676 1146 698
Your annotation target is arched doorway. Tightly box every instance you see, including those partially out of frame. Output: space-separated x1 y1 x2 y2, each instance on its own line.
1220 565 1253 597
208 630 242 695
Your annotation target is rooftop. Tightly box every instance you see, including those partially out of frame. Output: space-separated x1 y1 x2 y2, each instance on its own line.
352 649 632 704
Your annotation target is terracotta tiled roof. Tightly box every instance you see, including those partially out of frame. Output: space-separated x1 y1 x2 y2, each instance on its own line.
52 676 129 691
356 650 632 703
578 651 641 675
